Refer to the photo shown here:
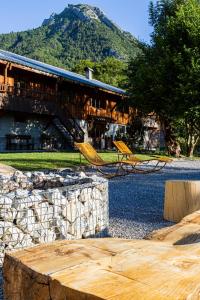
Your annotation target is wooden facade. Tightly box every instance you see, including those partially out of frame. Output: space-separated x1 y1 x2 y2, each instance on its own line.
0 57 132 151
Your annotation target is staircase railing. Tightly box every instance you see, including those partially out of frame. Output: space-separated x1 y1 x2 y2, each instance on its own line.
54 104 84 142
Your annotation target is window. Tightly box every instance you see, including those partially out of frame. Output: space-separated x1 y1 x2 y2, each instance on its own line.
91 98 106 109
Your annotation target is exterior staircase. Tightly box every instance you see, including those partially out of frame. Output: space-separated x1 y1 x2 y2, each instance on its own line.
53 118 74 147
54 105 85 145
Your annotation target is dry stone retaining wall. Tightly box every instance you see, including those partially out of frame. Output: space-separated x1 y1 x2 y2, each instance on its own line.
0 171 108 263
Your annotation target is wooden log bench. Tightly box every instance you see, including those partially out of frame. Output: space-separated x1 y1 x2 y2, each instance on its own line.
164 180 200 222
4 238 200 300
147 210 200 245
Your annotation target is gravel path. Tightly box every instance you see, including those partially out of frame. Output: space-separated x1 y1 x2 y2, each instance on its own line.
109 159 200 239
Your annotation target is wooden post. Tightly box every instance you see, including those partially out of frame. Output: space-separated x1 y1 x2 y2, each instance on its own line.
164 180 200 222
4 63 9 85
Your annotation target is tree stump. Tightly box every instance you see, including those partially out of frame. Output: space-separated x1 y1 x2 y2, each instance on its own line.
164 180 200 222
4 238 200 300
147 210 200 245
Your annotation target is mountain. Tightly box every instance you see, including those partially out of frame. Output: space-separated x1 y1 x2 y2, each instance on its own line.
0 4 140 69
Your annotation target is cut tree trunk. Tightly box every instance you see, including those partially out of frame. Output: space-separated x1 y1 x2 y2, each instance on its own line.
4 238 200 300
146 210 200 245
164 180 200 222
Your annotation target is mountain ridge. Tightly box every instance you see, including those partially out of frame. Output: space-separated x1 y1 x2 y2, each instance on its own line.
42 4 124 33
0 4 140 69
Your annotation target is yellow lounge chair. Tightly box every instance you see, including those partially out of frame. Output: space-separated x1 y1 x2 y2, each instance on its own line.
113 140 172 162
75 142 124 178
113 140 172 172
113 140 134 160
75 142 171 178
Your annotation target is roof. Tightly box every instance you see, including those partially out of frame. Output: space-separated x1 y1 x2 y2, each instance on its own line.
0 49 126 96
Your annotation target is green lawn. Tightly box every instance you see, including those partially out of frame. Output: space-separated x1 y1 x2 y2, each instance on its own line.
0 151 154 171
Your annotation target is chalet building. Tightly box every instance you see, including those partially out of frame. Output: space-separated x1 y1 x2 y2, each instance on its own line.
0 49 135 152
0 49 163 152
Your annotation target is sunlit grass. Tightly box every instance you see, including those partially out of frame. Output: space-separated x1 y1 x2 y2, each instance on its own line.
0 151 156 171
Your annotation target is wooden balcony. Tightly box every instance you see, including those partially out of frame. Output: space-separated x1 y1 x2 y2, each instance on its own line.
0 85 59 115
86 105 129 125
0 85 85 142
112 111 129 125
0 94 57 116
88 106 112 119
0 85 130 128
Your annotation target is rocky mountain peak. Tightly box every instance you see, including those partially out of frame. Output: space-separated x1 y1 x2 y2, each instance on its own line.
42 13 56 26
0 3 139 70
42 4 122 32
68 4 100 21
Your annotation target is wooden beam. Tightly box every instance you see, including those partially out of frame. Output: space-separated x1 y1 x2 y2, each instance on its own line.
0 60 6 65
4 63 9 85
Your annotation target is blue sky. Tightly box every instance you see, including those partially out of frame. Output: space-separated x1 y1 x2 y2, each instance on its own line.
0 1 155 43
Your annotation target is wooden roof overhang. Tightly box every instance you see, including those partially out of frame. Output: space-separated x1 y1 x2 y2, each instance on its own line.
0 59 58 79
0 58 127 98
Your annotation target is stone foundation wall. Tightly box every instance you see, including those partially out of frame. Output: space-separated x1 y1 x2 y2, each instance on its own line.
0 171 108 263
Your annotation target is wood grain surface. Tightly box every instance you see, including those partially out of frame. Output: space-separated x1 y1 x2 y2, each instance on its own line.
164 180 200 222
4 238 200 300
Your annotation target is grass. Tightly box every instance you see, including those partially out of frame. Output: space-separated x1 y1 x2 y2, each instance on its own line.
0 151 155 171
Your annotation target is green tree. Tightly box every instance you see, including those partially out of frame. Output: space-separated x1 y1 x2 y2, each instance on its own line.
184 106 200 156
73 57 127 88
95 58 127 87
128 0 200 156
72 60 95 74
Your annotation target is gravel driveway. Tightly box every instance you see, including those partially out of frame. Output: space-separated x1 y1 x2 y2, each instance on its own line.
109 159 200 239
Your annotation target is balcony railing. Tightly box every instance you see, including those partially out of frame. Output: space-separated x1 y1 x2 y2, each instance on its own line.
0 85 84 142
8 85 57 101
0 84 7 93
87 106 111 119
0 84 65 112
86 105 129 125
